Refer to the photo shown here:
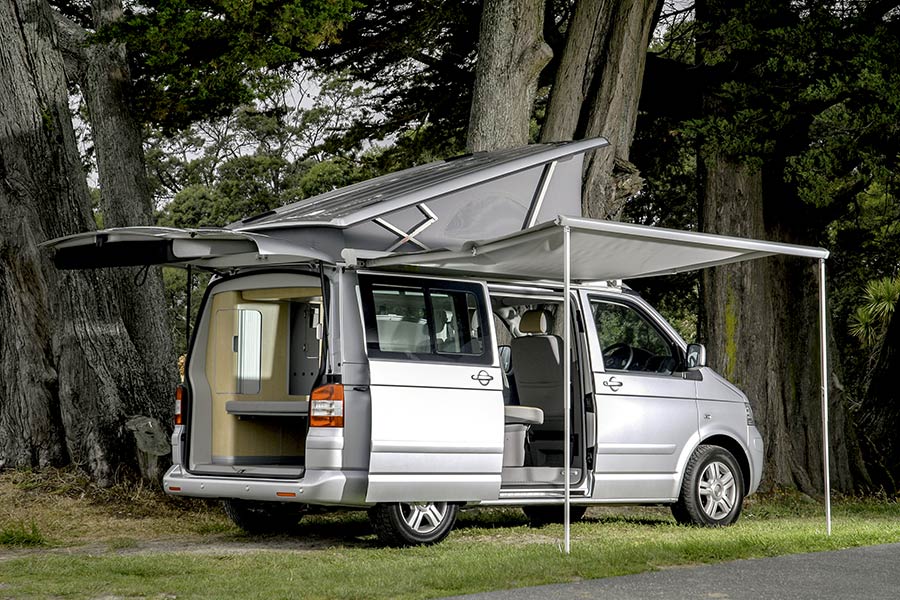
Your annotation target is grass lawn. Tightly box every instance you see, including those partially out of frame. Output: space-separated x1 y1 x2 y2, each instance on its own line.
1 469 899 599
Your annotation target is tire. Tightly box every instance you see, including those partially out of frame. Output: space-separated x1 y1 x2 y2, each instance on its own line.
672 445 745 526
223 499 305 535
522 504 588 527
369 502 458 546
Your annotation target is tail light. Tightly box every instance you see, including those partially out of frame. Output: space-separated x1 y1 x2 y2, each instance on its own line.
175 384 186 426
310 384 344 427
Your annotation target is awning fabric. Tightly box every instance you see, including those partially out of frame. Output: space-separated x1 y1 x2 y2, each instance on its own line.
366 215 829 280
367 213 833 549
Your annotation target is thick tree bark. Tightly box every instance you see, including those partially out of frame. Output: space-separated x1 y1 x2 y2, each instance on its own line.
698 157 865 494
467 0 552 152
0 0 169 484
696 0 866 494
54 0 176 470
81 0 176 431
541 0 658 219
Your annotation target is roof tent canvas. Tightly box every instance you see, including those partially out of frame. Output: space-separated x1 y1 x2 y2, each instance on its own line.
366 215 833 553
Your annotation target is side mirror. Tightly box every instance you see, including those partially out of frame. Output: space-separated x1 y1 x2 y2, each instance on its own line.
498 345 512 373
686 343 707 369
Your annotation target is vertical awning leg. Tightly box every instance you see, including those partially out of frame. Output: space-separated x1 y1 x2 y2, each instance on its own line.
818 258 832 535
563 225 572 554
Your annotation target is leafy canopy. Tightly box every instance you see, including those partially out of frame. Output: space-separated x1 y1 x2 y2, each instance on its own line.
97 0 357 131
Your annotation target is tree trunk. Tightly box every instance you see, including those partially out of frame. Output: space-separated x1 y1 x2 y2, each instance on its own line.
694 0 867 493
0 0 168 484
541 0 659 219
467 0 552 152
698 156 865 494
80 0 176 435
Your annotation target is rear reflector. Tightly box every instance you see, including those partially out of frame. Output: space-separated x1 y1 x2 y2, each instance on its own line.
276 492 296 498
310 384 344 427
168 486 182 492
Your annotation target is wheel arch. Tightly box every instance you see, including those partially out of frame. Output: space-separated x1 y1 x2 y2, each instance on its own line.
697 434 752 494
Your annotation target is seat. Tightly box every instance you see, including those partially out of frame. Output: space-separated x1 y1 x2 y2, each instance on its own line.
504 405 543 426
510 310 565 432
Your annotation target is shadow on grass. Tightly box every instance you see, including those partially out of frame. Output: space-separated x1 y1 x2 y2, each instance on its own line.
208 506 679 550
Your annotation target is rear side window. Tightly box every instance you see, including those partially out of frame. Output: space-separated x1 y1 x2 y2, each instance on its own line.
359 275 491 364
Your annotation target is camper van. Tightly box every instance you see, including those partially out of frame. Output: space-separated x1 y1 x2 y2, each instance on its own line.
48 138 768 546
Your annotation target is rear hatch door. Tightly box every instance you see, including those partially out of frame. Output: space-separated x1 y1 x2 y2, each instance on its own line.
44 227 331 271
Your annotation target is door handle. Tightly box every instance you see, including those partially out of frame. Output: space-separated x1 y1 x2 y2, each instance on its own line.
602 376 623 392
471 370 494 386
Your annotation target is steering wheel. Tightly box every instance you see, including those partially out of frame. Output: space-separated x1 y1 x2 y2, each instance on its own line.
603 342 634 370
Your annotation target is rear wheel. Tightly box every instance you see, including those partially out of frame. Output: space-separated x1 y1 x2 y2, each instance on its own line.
672 445 744 526
223 499 305 535
522 504 587 526
369 502 458 546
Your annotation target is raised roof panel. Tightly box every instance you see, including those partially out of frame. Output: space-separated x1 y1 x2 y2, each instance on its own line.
231 138 609 232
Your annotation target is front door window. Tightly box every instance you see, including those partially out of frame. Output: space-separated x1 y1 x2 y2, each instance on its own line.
590 300 679 374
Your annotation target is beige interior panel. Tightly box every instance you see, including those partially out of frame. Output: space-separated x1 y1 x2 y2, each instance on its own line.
207 287 320 462
242 287 322 302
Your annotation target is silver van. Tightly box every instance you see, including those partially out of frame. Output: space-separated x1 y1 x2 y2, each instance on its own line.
47 139 765 546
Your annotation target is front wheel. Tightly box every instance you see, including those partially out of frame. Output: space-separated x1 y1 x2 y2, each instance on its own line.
672 445 744 526
369 502 458 546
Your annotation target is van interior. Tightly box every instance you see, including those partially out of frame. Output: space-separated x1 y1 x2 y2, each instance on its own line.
187 273 322 478
186 274 588 490
492 294 589 491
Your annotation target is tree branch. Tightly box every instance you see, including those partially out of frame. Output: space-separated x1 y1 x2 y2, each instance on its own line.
51 9 88 81
515 39 554 82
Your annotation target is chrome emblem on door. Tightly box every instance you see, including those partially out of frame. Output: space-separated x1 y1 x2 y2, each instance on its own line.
471 370 494 386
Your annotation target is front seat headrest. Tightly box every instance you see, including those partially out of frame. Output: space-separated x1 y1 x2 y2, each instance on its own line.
519 309 550 335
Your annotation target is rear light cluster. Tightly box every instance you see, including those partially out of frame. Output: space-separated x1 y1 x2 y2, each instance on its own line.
310 384 344 427
745 402 755 426
174 384 186 426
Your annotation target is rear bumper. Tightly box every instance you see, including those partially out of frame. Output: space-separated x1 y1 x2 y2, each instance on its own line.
163 465 368 507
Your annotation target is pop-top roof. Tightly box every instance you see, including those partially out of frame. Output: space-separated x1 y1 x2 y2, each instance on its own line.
231 138 609 231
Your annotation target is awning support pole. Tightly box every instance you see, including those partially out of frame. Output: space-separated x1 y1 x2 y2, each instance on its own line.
818 258 832 535
563 225 571 554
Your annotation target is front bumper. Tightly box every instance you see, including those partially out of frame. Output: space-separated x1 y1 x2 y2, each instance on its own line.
163 465 369 507
748 431 764 495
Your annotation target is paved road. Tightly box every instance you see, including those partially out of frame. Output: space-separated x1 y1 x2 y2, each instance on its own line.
443 543 900 600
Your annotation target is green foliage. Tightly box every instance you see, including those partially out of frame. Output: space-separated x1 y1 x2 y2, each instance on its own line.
163 267 210 358
307 0 481 153
97 1 356 131
0 521 47 547
849 277 900 347
687 2 900 210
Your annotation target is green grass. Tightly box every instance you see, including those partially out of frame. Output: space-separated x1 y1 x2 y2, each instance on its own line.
1 496 899 599
0 521 47 547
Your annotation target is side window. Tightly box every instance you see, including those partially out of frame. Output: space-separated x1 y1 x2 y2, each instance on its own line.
360 276 491 364
590 299 679 374
213 308 262 394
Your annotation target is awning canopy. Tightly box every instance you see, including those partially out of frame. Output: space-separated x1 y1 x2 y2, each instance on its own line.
367 214 833 552
365 215 829 280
